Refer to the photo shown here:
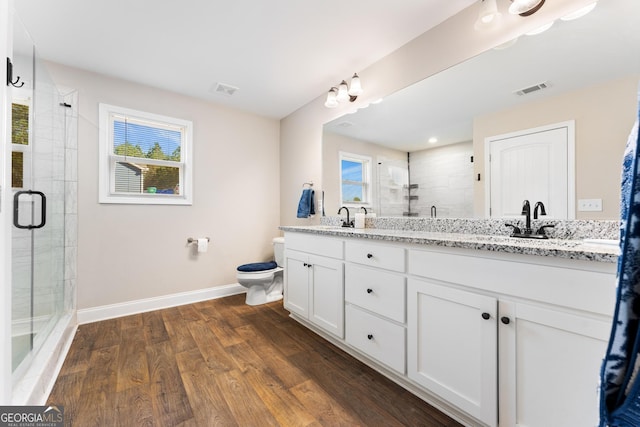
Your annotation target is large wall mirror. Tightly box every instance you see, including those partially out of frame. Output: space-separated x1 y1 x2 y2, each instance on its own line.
323 0 639 220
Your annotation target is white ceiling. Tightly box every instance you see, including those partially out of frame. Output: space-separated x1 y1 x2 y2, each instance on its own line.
324 0 640 152
13 0 477 119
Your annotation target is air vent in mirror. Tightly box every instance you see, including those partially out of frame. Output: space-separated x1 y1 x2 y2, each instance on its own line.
515 81 551 96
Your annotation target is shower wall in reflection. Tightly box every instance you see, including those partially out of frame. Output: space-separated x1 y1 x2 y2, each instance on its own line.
376 142 474 218
409 141 474 218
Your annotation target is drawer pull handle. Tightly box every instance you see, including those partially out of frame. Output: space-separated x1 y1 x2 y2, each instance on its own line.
366 288 373 294
481 312 490 320
367 334 374 340
501 316 511 325
367 253 373 259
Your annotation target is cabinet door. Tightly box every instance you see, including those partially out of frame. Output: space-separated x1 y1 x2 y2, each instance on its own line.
309 254 344 338
284 250 310 318
408 278 497 427
499 301 610 427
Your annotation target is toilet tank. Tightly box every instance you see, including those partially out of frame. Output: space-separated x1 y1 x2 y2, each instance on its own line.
273 237 285 267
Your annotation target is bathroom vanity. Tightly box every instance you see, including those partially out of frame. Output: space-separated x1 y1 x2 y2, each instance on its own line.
279 225 618 427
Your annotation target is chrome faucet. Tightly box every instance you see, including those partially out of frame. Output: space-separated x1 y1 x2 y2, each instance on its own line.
521 200 532 235
533 201 546 219
338 207 353 227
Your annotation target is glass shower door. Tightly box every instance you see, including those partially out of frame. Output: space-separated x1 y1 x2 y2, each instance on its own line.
11 17 66 377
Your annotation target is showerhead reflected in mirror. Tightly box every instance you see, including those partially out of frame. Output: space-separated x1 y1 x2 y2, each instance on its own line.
322 0 640 219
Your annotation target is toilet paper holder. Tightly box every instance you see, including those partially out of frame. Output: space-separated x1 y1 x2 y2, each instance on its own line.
187 237 210 244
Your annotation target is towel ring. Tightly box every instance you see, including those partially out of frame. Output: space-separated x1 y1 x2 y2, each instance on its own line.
303 182 313 188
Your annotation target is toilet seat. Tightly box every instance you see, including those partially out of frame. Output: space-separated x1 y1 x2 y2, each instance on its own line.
236 267 283 281
237 261 278 272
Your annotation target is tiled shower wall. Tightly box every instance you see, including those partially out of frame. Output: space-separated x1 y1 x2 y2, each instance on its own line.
63 89 78 315
410 141 474 218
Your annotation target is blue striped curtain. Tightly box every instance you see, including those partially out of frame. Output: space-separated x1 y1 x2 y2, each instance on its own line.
600 86 640 426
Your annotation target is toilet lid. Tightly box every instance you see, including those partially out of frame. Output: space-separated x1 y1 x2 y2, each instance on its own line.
237 261 278 272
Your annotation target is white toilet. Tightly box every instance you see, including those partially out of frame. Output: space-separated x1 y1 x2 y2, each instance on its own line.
236 237 285 306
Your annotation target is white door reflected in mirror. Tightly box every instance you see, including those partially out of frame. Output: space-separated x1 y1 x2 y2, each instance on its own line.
485 121 575 219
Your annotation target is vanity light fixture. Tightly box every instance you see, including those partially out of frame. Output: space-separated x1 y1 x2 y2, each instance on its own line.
324 73 363 108
561 1 597 21
509 0 545 16
474 0 501 30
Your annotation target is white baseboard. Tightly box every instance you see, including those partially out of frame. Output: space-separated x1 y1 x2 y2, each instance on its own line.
77 283 245 324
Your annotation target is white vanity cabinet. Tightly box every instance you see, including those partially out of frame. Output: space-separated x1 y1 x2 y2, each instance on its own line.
344 241 407 373
283 233 345 338
408 246 616 427
498 300 610 427
345 263 406 374
407 278 498 427
281 228 616 427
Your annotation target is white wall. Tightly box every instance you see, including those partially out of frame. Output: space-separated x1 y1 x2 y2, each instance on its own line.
280 0 598 226
46 63 281 310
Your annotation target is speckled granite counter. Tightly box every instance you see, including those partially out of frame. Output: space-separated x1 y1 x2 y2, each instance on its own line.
279 225 619 263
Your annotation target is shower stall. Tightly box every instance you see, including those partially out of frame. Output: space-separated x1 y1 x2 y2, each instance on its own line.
376 144 475 218
8 13 77 404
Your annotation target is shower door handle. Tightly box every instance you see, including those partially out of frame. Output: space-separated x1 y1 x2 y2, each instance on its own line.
13 190 47 230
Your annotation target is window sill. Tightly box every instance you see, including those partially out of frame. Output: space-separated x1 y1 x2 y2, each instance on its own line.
99 194 192 205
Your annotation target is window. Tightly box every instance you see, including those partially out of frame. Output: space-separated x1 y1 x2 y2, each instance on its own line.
340 152 371 205
11 99 31 189
99 104 193 205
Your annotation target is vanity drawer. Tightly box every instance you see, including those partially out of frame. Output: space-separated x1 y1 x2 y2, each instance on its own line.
346 304 406 374
345 264 406 323
285 232 344 259
345 241 405 272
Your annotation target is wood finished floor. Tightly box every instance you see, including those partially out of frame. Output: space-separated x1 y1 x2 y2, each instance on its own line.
47 294 462 426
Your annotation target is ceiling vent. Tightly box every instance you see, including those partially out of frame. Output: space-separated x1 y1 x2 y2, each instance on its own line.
515 81 551 96
212 82 239 96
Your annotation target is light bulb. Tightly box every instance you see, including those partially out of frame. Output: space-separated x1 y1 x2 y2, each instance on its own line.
324 88 338 108
348 73 363 96
475 0 500 28
336 81 349 102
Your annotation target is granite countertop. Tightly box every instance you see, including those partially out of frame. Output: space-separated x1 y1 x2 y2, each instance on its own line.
279 225 619 263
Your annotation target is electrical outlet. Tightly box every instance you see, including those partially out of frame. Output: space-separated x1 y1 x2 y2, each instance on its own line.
578 198 603 212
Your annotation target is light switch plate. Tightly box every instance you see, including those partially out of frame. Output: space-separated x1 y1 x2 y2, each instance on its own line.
578 198 603 211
